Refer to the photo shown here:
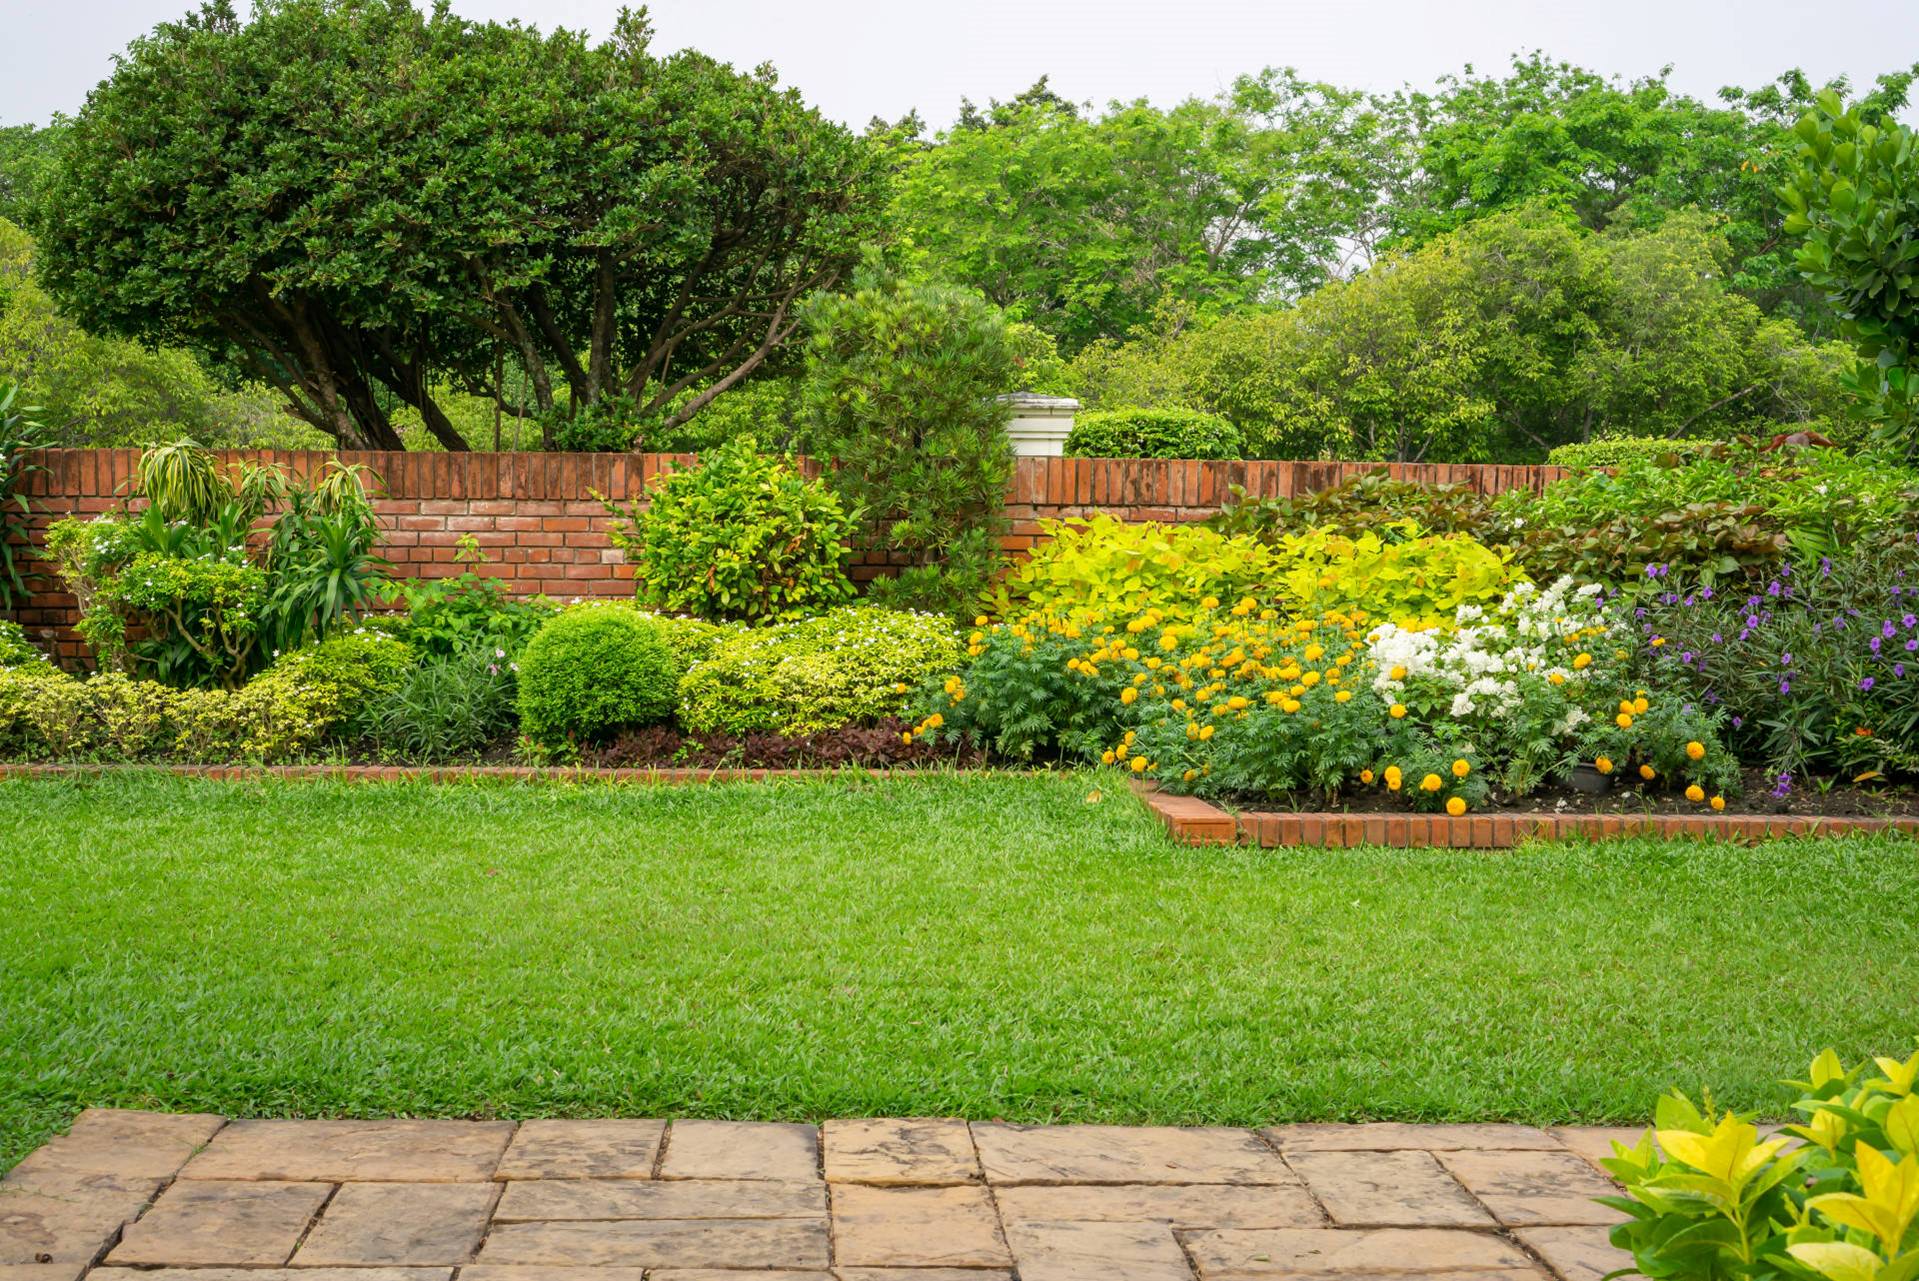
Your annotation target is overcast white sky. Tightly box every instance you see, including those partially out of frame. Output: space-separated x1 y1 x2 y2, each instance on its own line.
3 0 1915 128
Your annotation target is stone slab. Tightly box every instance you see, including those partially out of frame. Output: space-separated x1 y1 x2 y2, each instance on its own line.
475 1218 831 1270
459 1268 650 1281
1264 1124 1560 1153
106 1180 331 1267
823 1119 980 1185
0 1172 163 1265
649 1272 834 1281
837 1271 1014 1281
294 1181 498 1265
1435 1150 1621 1227
658 1122 819 1183
1001 1219 1194 1281
181 1119 514 1183
0 1267 86 1281
6 1111 223 1182
93 1271 448 1281
995 1182 1323 1229
1514 1226 1636 1281
972 1124 1296 1186
1285 1150 1494 1228
830 1184 1010 1268
1185 1226 1541 1276
494 1120 666 1181
1546 1128 1645 1174
494 1178 824 1221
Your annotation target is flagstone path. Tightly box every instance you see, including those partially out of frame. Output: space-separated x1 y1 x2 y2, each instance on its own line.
0 1111 1643 1280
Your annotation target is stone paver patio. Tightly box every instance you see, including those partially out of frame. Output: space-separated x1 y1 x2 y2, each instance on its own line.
1 1112 1643 1280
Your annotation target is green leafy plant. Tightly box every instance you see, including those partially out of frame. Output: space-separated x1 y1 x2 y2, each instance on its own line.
0 618 48 669
515 606 679 753
1267 522 1521 630
678 605 961 737
1603 1045 1919 1281
1212 467 1497 541
1546 436 1713 468
351 648 517 763
801 267 1017 618
603 436 855 624
1783 92 1919 457
0 380 46 616
1065 407 1243 460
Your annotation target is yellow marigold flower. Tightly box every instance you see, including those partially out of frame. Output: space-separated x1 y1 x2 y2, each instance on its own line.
1146 656 1162 670
1159 632 1179 651
1685 740 1705 761
1639 764 1655 781
1300 671 1321 687
1651 636 1667 647
1572 653 1592 670
1099 748 1115 764
1198 724 1215 740
1389 664 1407 681
1384 766 1402 791
1390 704 1408 719
1120 687 1139 705
1615 712 1633 729
1710 795 1725 811
1224 695 1247 710
1265 690 1284 705
1201 595 1220 610
1182 768 1198 782
1595 756 1613 774
943 676 960 694
1618 700 1634 715
1685 784 1705 803
1445 796 1467 817
1131 756 1150 773
1304 644 1325 661
1171 698 1187 711
1360 768 1375 784
893 682 909 693
1547 672 1565 686
1124 730 1136 745
926 713 944 730
1334 690 1352 703
974 615 988 627
1451 758 1469 778
901 732 913 745
1185 721 1200 740
1615 648 1628 660
1132 672 1149 686
1633 697 1649 715
1420 773 1443 792
1067 658 1082 673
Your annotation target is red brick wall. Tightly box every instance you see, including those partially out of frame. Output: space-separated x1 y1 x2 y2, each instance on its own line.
9 449 1568 664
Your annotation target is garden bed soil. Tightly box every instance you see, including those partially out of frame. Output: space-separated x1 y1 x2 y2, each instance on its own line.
1219 766 1919 820
580 718 986 771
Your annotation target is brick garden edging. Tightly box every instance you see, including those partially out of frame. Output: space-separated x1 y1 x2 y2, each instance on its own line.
1134 784 1919 846
11 448 1568 664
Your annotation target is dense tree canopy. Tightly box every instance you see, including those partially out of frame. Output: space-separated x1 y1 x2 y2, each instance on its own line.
1071 207 1852 461
32 0 885 450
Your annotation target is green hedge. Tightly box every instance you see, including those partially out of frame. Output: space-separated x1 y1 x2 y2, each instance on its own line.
1065 407 1243 460
1545 437 1708 468
515 607 679 751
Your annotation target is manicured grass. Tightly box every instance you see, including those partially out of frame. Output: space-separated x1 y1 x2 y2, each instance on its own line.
3 770 1916 1169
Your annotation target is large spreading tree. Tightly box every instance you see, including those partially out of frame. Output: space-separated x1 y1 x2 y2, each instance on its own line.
33 0 885 450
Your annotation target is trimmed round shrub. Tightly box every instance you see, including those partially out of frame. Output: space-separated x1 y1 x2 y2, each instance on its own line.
606 435 856 623
1065 407 1243 460
1545 437 1708 468
679 605 962 736
516 606 679 750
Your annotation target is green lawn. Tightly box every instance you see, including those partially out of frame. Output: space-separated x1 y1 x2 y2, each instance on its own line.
3 771 1916 1170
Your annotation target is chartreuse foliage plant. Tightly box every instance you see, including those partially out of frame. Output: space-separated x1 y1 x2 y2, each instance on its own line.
0 620 47 670
678 605 960 737
1603 1044 1919 1281
918 577 1733 805
1266 521 1520 630
0 631 409 763
515 607 679 753
1546 436 1711 468
994 515 1278 622
604 435 855 624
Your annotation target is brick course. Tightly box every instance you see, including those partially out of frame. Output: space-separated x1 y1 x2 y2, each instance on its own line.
8 449 1567 664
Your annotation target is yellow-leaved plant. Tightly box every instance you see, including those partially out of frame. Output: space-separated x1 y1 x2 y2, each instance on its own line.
1267 520 1521 629
1602 1044 1919 1280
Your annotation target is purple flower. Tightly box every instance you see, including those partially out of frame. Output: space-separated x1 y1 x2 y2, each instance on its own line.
1780 679 1792 694
1904 614 1917 629
1860 677 1876 691
1907 639 1918 652
1821 557 1833 576
1701 587 1715 600
1886 620 1899 639
1898 664 1908 678
1871 637 1882 654
1770 772 1793 800
1767 581 1782 597
1746 615 1760 628
1711 631 1723 644
1780 652 1792 666
1731 715 1743 728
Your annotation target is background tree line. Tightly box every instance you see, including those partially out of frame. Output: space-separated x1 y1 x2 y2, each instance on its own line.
0 0 1913 461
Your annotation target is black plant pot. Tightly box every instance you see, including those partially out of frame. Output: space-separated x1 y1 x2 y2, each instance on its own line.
1567 763 1615 795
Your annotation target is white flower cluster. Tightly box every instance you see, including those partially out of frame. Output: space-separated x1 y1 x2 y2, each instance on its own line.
1368 577 1611 720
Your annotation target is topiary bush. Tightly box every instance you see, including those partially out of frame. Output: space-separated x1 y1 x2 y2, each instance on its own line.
1065 407 1243 460
1544 437 1710 468
516 606 680 752
603 435 856 624
679 605 962 737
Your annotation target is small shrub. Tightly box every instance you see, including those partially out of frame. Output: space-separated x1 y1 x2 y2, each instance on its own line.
1604 1045 1919 1280
679 605 961 737
385 557 556 661
993 515 1278 621
1065 407 1243 460
1212 467 1496 541
1544 436 1709 468
516 606 679 751
604 435 856 624
0 619 48 670
352 649 517 763
1268 523 1521 630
